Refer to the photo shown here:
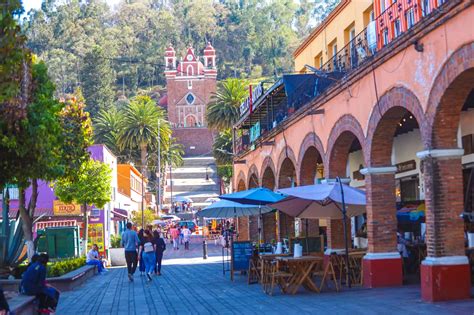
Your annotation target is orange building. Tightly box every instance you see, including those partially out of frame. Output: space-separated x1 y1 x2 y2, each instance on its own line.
117 164 149 213
233 0 473 302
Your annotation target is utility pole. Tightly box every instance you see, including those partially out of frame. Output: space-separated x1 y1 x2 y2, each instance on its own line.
156 119 162 216
169 163 173 213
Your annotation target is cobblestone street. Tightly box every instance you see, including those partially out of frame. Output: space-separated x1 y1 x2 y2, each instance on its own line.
56 237 474 315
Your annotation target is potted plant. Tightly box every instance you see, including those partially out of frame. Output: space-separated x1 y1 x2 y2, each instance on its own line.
108 234 126 266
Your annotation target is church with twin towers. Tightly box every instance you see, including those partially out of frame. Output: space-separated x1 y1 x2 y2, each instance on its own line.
163 43 217 157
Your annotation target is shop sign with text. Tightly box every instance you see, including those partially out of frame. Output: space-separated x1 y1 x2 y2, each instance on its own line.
53 200 81 216
240 84 263 116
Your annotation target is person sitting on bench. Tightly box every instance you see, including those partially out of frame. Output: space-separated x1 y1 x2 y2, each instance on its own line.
20 254 60 313
86 244 106 273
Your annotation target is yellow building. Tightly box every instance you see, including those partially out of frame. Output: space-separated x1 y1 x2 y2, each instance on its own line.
293 0 374 72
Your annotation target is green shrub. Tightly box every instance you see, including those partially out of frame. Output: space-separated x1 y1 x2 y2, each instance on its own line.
110 234 122 248
47 256 86 278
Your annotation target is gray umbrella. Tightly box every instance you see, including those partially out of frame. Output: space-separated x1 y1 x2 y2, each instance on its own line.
197 199 273 219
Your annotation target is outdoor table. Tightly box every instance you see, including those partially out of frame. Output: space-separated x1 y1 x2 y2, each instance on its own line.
276 256 323 294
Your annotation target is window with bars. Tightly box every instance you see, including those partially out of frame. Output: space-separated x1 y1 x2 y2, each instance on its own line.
405 8 415 29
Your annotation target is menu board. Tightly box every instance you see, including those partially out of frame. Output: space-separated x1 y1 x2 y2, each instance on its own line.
232 241 253 271
88 223 105 255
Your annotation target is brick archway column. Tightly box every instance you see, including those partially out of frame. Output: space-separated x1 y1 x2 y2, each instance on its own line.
360 166 402 288
417 149 471 302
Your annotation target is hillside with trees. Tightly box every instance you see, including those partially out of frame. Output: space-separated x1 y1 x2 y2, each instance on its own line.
23 0 340 117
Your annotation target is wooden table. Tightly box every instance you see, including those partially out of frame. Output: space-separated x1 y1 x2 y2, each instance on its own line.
276 256 323 294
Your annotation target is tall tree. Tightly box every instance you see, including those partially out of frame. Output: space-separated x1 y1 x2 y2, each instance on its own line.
55 158 112 252
118 96 171 178
80 46 115 117
206 78 248 131
93 108 123 156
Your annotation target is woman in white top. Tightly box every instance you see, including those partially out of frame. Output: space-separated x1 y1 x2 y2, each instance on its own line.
86 244 105 273
182 225 192 250
140 230 156 281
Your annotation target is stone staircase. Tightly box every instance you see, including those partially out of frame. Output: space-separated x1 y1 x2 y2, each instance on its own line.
164 156 220 210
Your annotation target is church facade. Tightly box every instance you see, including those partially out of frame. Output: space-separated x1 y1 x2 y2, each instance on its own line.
164 43 217 156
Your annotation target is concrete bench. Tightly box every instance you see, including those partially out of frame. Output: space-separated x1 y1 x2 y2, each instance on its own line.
0 264 97 292
8 295 36 315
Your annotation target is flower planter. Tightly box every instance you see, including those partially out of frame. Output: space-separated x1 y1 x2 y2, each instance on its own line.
109 247 126 266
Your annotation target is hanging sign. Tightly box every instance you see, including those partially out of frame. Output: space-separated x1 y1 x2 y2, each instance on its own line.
240 84 264 116
396 160 416 174
53 200 82 216
249 122 261 143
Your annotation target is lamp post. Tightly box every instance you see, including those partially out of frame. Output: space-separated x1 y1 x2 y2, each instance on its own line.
156 119 162 216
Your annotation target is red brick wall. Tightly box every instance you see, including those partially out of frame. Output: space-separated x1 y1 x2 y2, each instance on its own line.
422 158 465 257
327 218 351 249
365 173 398 252
248 215 259 242
172 128 214 156
263 212 277 242
237 217 249 241
300 219 320 237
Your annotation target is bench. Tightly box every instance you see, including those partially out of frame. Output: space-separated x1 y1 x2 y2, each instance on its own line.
0 264 97 292
7 295 36 315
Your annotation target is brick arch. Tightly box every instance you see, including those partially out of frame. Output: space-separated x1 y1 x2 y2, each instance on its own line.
247 164 260 188
260 156 276 190
276 146 298 189
425 42 474 148
326 114 366 177
366 86 427 166
235 171 247 192
297 133 325 185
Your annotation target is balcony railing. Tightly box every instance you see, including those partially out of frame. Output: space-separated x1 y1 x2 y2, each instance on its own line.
321 27 376 74
233 0 451 158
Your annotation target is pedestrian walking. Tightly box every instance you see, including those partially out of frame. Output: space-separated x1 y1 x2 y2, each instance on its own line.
182 225 192 250
138 229 146 276
153 230 166 275
140 230 156 281
121 222 140 282
178 226 184 245
169 225 180 250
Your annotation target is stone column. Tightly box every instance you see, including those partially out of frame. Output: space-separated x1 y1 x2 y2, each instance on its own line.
417 149 471 301
360 166 403 288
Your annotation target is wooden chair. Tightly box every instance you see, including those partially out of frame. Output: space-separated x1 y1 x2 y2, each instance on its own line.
348 252 364 286
265 260 293 296
248 257 260 284
319 254 341 292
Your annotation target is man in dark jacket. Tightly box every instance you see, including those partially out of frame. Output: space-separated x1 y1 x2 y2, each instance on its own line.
20 254 60 312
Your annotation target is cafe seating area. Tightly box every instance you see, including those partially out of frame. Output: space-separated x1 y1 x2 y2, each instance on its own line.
247 242 366 296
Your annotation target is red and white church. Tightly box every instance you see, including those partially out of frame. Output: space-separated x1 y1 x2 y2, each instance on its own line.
162 43 217 156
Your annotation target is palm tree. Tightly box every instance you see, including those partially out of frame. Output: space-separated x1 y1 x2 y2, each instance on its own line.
93 108 122 155
206 78 249 131
212 129 233 166
117 96 171 177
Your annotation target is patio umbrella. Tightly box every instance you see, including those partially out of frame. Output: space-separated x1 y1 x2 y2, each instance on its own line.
219 188 286 245
272 178 367 288
196 199 273 219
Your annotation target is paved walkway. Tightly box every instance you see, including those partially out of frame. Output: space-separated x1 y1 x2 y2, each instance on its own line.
57 237 474 315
